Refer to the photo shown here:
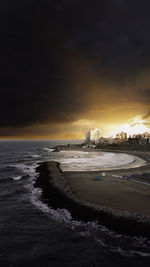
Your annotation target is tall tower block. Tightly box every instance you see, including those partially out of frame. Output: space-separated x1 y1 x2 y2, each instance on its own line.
85 130 91 144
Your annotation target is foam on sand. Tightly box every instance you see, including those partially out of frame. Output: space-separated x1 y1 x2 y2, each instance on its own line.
54 150 147 171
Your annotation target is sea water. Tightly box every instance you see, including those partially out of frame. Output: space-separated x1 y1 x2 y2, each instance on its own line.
0 140 149 267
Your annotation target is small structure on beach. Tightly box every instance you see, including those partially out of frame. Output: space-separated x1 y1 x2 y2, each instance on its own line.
94 176 101 181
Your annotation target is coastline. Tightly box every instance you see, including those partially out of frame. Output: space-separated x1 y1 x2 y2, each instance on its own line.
35 159 150 238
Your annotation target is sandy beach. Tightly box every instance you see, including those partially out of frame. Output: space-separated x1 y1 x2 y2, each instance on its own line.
64 170 150 217
62 150 150 218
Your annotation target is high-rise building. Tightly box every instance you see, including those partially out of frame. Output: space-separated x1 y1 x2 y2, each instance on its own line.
91 128 101 143
116 131 127 140
85 130 91 144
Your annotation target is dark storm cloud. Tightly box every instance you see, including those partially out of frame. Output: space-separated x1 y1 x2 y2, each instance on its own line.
63 0 150 70
1 0 150 133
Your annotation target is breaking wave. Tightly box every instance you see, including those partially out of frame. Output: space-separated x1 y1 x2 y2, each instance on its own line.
9 163 38 176
12 176 22 181
43 148 55 152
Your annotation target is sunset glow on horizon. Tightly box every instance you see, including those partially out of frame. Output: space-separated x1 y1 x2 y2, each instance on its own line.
77 115 150 140
107 116 149 138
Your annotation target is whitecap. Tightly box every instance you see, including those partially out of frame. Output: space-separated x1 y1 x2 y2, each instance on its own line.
12 176 22 181
30 154 40 158
43 148 55 152
9 163 39 178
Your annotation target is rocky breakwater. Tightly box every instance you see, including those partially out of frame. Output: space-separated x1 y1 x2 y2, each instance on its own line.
35 161 150 238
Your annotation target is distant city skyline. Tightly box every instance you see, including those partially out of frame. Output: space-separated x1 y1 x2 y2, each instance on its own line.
85 127 150 146
1 115 150 139
85 117 150 143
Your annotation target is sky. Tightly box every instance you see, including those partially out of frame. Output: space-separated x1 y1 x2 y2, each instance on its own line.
1 0 150 139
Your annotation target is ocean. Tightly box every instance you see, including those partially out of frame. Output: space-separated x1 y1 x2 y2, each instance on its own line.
0 140 150 267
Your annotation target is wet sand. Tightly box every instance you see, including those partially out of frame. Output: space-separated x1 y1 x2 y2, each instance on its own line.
64 170 150 217
63 150 150 218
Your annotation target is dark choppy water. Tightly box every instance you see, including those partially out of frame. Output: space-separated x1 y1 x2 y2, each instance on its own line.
0 140 150 267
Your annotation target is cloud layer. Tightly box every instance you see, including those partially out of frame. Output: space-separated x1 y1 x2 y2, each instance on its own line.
1 0 150 137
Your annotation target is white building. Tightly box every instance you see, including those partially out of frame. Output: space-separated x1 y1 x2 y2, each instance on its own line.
91 128 101 143
116 131 127 140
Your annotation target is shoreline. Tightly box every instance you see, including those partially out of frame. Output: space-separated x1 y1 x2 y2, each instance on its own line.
52 144 150 167
35 160 150 238
52 146 150 173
